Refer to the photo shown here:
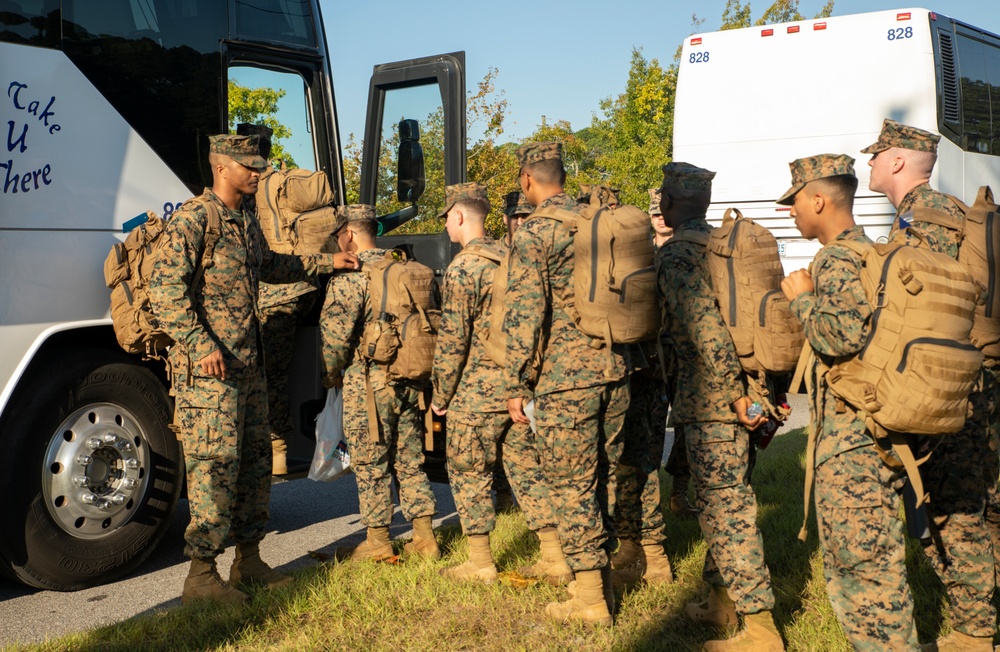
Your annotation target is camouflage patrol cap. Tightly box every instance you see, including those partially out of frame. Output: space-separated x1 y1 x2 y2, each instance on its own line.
504 191 533 218
438 182 489 218
577 184 620 206
516 141 562 168
235 123 274 140
648 187 662 216
861 119 940 155
209 134 267 171
661 162 715 192
339 204 376 223
776 154 856 205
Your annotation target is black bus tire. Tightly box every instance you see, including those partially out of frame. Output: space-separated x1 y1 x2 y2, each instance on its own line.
0 348 181 591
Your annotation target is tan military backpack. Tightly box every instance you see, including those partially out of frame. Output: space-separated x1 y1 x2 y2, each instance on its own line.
824 234 982 505
256 165 338 255
672 208 804 376
533 203 660 352
360 250 441 381
911 186 1000 357
104 198 221 359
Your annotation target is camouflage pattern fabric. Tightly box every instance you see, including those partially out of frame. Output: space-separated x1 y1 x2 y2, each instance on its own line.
503 193 629 399
789 226 918 648
172 373 270 559
861 118 940 154
502 191 630 572
438 181 489 219
655 218 743 424
891 184 996 637
431 236 507 414
149 187 333 558
208 133 267 170
516 141 561 167
982 366 1000 589
149 188 335 378
890 183 964 259
502 418 559 532
776 154 855 205
656 213 775 613
320 247 435 527
431 235 506 535
534 380 629 571
615 371 669 546
661 162 715 191
685 421 775 613
260 292 316 441
446 410 508 534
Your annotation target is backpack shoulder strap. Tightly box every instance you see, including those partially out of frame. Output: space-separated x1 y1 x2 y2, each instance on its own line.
828 238 870 260
907 206 965 232
531 206 580 228
183 196 224 288
461 242 504 265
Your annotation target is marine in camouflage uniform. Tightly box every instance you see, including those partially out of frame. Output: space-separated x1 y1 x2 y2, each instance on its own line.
657 162 783 650
504 142 630 625
237 123 320 475
430 183 509 583
780 154 918 650
647 186 696 518
865 121 997 650
149 134 351 603
320 205 438 562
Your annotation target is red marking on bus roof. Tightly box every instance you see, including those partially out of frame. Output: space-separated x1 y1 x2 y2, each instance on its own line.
897 12 911 21
787 25 800 33
929 12 937 20
761 28 774 37
775 207 791 212
814 22 827 31
690 37 702 45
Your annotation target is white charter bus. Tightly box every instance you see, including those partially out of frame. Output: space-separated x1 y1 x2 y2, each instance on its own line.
0 0 467 591
674 7 1000 272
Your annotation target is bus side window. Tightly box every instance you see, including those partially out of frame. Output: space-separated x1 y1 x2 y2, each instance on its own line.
955 34 993 154
988 47 1000 156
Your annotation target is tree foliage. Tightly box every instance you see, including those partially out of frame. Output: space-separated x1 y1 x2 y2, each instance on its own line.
227 80 297 168
720 0 834 30
583 49 676 208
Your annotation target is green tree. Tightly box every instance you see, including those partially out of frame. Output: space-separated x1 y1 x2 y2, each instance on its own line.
719 0 834 30
583 49 676 208
227 80 297 168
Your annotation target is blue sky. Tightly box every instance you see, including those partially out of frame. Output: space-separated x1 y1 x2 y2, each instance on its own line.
318 0 1000 148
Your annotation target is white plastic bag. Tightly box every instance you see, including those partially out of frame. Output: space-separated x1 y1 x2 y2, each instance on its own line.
308 387 351 482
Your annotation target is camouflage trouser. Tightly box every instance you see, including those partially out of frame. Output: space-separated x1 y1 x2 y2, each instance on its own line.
344 382 435 528
983 366 1000 590
686 421 775 614
171 372 271 560
920 368 999 637
494 442 512 498
615 373 668 546
503 416 558 533
815 443 918 650
260 292 316 441
534 379 629 572
446 410 508 535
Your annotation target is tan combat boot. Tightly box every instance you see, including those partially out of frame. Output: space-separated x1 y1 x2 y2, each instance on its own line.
519 527 574 585
670 474 699 517
641 543 674 584
685 584 738 628
440 534 498 583
229 542 292 588
271 436 288 476
181 557 249 605
545 568 613 626
335 526 394 562
403 516 441 560
702 610 785 652
920 630 995 651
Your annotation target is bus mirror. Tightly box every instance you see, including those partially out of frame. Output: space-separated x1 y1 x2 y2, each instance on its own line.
396 118 425 203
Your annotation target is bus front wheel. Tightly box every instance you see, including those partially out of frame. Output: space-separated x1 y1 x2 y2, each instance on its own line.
0 349 181 590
